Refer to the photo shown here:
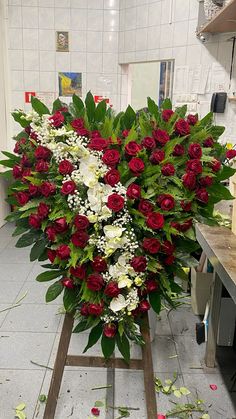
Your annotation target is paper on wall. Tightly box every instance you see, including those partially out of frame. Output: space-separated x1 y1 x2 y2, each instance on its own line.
211 63 228 92
189 65 210 94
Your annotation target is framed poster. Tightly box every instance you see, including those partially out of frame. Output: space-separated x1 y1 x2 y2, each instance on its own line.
56 31 69 52
58 72 82 97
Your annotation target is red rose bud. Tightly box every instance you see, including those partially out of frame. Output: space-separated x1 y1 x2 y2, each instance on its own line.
187 114 198 126
80 302 89 316
146 212 164 230
56 244 71 260
152 129 170 146
199 175 213 187
35 160 49 173
162 240 175 255
103 323 117 338
40 181 56 197
146 279 158 293
16 191 29 206
162 109 174 122
88 302 104 316
29 184 38 197
161 163 175 176
88 137 109 151
29 214 41 229
203 137 214 148
104 168 120 186
47 249 56 263
45 226 56 242
170 221 181 232
37 202 50 218
49 111 64 128
58 159 74 175
34 145 51 160
92 256 107 272
182 172 196 190
61 180 76 195
126 183 141 200
30 130 38 141
91 407 100 416
71 118 84 131
102 149 120 167
128 157 145 176
130 256 147 272
61 277 74 289
142 237 161 254
164 255 175 265
13 165 23 179
22 168 31 180
141 136 156 150
188 143 202 159
180 201 192 212
211 159 221 172
226 149 236 159
150 149 165 164
196 188 209 204
107 193 125 212
71 231 89 248
125 141 142 156
179 219 193 232
87 273 104 291
173 144 185 156
74 214 90 230
104 281 120 297
157 194 175 211
54 217 68 233
122 129 130 137
175 119 190 136
14 137 26 154
139 300 151 312
138 199 154 216
70 264 86 279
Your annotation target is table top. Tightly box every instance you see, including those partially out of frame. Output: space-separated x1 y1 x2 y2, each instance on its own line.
196 223 236 304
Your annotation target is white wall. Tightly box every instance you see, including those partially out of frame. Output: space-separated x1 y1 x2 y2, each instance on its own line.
130 61 160 109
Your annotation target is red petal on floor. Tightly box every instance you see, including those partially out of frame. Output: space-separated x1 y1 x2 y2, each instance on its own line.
209 384 218 391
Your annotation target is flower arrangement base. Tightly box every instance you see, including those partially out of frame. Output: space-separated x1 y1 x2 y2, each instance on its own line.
43 312 157 419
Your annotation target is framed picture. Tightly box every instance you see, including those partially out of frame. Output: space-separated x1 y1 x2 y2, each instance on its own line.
56 31 69 52
58 72 82 97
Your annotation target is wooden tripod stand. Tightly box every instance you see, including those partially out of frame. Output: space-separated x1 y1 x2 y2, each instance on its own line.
43 312 157 419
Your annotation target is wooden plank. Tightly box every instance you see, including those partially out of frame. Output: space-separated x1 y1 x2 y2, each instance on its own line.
66 355 143 370
198 0 236 34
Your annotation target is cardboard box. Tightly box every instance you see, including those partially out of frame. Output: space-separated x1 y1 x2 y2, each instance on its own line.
191 268 213 315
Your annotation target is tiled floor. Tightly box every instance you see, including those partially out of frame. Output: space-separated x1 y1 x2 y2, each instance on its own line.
0 223 236 419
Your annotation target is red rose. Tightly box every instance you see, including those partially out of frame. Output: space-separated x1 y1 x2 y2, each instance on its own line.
126 183 141 200
162 109 174 122
182 172 196 190
34 145 51 160
88 303 103 316
41 181 56 197
104 281 120 297
187 114 198 126
162 240 175 255
54 217 68 233
128 157 145 175
147 212 164 230
150 150 165 164
175 119 190 136
179 219 193 232
87 273 104 291
88 137 109 151
211 159 221 172
199 176 213 187
29 214 41 229
91 130 101 138
80 303 89 316
146 279 158 293
130 256 147 272
107 193 124 212
22 168 32 180
157 194 175 211
161 163 175 176
37 202 50 218
188 143 202 159
49 111 64 128
142 237 161 254
141 136 156 150
56 244 71 260
21 154 31 167
139 300 151 312
13 165 23 179
138 199 154 215
152 129 170 146
125 141 142 156
173 144 185 156
122 129 130 137
29 131 38 141
61 180 76 195
14 137 26 154
61 278 74 289
92 256 107 272
91 407 100 417
180 201 192 211
226 149 236 159
29 184 38 197
59 159 74 175
186 159 202 175
16 191 29 206
203 137 214 148
196 188 209 204
74 214 89 230
71 231 89 248
35 160 49 173
104 169 120 186
164 255 175 265
70 264 86 279
47 249 56 263
103 323 117 338
71 118 84 131
45 226 56 242
102 149 120 167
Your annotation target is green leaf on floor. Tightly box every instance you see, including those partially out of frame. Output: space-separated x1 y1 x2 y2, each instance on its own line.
38 394 47 403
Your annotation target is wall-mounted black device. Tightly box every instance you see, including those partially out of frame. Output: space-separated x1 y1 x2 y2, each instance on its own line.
210 92 227 113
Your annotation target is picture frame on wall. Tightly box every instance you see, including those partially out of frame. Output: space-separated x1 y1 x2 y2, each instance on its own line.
56 31 69 52
58 72 82 97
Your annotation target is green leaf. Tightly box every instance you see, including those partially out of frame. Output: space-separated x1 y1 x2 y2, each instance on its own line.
36 270 64 282
52 98 63 112
94 400 104 407
180 386 191 395
95 100 107 122
161 98 172 110
15 403 26 411
12 111 29 128
1 151 20 161
173 389 182 398
0 169 13 180
0 159 15 168
147 97 159 120
100 116 114 138
30 238 48 261
38 394 47 403
123 105 136 129
46 281 63 302
83 323 103 353
101 334 115 359
31 96 50 115
15 412 26 419
210 125 225 139
217 164 236 181
12 225 29 237
73 319 91 333
177 254 199 268
15 230 41 248
85 91 95 122
116 333 130 363
198 112 213 128
175 104 187 118
208 182 234 201
149 291 161 314
63 287 78 312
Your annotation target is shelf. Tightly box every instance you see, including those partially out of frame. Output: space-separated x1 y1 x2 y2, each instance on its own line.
197 0 236 34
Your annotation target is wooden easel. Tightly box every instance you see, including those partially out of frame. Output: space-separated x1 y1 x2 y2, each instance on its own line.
43 312 157 419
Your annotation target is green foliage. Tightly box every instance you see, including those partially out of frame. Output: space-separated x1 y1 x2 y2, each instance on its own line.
12 111 29 127
95 100 107 122
30 238 48 261
52 98 63 113
161 98 172 110
31 96 50 115
147 96 159 120
15 230 41 248
85 91 95 123
63 287 78 312
101 334 115 358
83 323 103 353
123 105 136 129
36 270 64 282
149 291 161 314
116 333 130 363
46 281 63 302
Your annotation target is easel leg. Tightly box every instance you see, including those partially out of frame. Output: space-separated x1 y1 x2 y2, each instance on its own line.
43 312 74 419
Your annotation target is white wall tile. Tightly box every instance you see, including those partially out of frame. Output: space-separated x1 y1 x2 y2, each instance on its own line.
173 0 190 22
103 31 118 52
39 72 55 92
147 48 160 61
173 21 188 47
87 31 103 52
39 0 54 7
39 8 54 29
8 6 22 28
104 0 120 9
148 2 161 27
70 9 87 30
23 50 39 70
87 52 102 73
136 5 148 28
119 9 125 31
56 0 70 7
24 71 40 90
11 71 24 91
159 47 173 60
55 8 70 30
125 7 136 30
172 45 187 65
70 0 87 8
189 0 199 20
22 7 38 29
125 0 137 8
22 0 38 6
70 52 87 72
8 0 21 5
23 29 39 50
8 28 23 50
104 10 119 31
135 49 147 62
200 42 218 65
87 10 103 31
147 26 160 50
135 28 148 51
11 92 25 111
124 30 135 52
136 0 148 5
86 72 98 90
118 31 125 52
160 23 173 48
187 19 198 45
39 51 55 71
56 52 70 71
39 30 55 50
70 31 86 52
186 44 202 65
9 50 23 70
103 53 118 73
87 0 104 8
161 0 172 25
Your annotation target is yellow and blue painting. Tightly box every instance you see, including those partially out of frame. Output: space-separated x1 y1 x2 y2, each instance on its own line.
58 72 82 97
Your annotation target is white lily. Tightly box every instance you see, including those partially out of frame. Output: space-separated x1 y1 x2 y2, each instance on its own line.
110 294 128 312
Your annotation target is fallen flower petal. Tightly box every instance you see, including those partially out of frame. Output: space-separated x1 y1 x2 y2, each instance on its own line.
209 384 218 391
91 407 100 416
157 415 166 419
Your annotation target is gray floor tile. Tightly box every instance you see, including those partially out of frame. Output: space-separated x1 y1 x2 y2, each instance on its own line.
0 304 11 327
175 335 206 373
152 336 181 373
25 263 47 282
15 281 63 305
168 305 199 336
0 263 33 282
0 332 56 370
0 246 31 264
0 223 15 235
0 281 24 304
155 309 172 336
